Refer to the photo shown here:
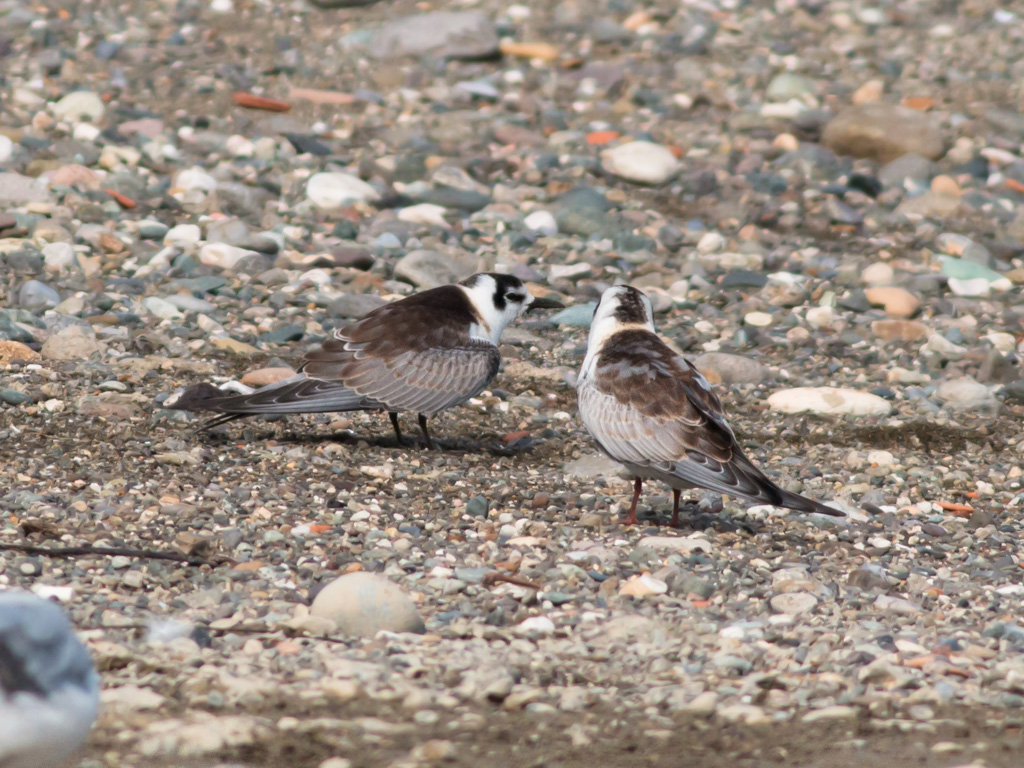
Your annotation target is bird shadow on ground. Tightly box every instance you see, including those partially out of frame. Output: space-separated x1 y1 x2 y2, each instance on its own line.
632 505 763 536
199 425 542 458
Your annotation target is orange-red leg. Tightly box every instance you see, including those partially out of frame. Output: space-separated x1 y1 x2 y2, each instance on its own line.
623 478 643 525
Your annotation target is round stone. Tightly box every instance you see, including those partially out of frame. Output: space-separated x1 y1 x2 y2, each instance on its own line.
198 243 257 271
744 311 774 327
175 167 218 192
770 592 817 615
864 286 920 317
805 306 834 329
524 210 558 236
861 262 894 285
53 91 105 122
600 141 681 185
307 173 379 209
935 377 996 409
310 572 425 638
767 387 892 417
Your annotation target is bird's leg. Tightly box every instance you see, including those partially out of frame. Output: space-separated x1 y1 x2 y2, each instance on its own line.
388 412 404 445
670 488 681 528
623 477 643 525
417 413 435 450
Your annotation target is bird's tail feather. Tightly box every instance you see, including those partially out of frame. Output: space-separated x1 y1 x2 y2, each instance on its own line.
776 488 846 517
164 375 384 422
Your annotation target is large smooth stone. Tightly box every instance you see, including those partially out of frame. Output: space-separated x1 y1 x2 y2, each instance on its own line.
310 572 425 638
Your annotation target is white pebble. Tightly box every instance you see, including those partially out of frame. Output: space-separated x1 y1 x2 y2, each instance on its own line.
73 123 102 142
397 203 449 227
805 306 834 329
524 210 558 236
175 167 218 192
696 231 725 254
768 387 892 417
600 141 681 185
164 224 202 247
517 616 555 635
307 172 379 209
744 311 773 327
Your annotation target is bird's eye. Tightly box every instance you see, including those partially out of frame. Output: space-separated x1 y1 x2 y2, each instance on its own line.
506 292 525 302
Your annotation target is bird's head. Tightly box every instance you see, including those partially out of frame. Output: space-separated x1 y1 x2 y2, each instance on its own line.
459 273 563 342
588 284 655 347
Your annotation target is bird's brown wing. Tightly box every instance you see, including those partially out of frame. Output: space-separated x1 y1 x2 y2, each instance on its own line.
301 300 501 415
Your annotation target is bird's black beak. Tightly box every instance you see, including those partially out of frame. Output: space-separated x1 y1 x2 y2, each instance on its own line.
528 295 565 311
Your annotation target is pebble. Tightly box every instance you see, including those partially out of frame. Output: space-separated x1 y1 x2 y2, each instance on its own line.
872 320 928 342
805 306 834 329
770 592 817 615
636 535 712 554
52 91 105 122
549 303 597 327
310 573 425 638
175 167 218 192
767 387 893 417
165 224 202 248
802 706 857 723
935 377 997 409
861 262 894 285
600 141 681 185
306 173 379 209
142 297 182 320
822 103 944 162
863 286 920 317
691 353 771 385
42 242 76 273
765 73 817 101
394 250 462 289
619 573 668 597
198 243 257 271
523 211 558 236
874 595 921 615
0 340 40 364
743 311 774 327
397 203 449 227
517 616 556 635
18 280 60 309
42 325 103 361
368 11 499 60
0 172 52 204
240 368 295 388
696 231 725 254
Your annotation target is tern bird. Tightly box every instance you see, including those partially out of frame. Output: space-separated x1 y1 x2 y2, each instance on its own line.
166 273 563 448
576 285 844 526
0 591 99 768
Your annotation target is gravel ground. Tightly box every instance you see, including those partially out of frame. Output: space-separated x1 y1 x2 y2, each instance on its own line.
4 0 1024 765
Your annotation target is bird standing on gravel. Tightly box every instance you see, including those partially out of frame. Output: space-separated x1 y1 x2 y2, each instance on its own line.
576 285 845 527
0 591 100 768
166 273 563 448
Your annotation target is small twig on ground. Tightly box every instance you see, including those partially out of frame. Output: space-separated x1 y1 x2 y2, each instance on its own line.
482 571 543 590
0 542 232 568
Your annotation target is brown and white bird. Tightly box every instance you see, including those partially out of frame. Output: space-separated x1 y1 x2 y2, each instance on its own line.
166 273 563 447
576 285 844 526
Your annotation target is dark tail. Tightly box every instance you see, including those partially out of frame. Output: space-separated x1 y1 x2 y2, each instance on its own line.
163 375 385 431
776 488 846 517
